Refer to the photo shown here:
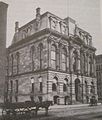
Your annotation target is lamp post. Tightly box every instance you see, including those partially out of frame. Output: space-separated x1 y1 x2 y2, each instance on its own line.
81 73 84 103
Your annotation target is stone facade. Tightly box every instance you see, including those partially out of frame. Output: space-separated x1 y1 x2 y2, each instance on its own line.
96 55 102 101
6 8 97 104
0 2 8 102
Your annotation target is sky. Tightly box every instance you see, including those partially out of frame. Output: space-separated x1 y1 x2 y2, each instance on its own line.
1 0 102 54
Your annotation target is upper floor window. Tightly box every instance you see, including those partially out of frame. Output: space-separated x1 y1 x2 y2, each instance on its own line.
90 82 95 94
73 50 78 73
16 52 20 74
51 45 56 69
85 81 88 94
61 48 67 71
11 54 14 75
38 43 43 69
30 46 35 70
81 53 85 74
89 56 92 76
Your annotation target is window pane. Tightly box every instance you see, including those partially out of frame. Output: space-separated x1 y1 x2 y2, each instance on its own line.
51 60 56 69
62 63 66 71
62 54 65 62
51 51 56 60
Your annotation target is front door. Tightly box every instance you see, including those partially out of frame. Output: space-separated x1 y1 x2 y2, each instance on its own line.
53 96 59 104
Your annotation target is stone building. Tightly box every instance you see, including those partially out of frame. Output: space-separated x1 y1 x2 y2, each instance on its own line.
6 8 97 104
96 55 102 101
0 2 8 102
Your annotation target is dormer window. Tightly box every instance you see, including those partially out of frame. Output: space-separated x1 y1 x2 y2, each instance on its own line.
52 20 57 30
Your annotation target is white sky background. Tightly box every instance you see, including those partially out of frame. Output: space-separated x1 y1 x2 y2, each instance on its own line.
1 0 102 54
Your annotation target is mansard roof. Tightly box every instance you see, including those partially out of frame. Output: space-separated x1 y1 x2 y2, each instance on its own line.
10 8 94 50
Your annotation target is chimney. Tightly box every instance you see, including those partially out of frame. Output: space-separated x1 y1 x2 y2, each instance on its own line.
36 7 41 22
15 21 19 32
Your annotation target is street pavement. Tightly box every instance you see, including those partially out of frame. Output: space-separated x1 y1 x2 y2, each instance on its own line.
30 103 102 120
1 103 102 120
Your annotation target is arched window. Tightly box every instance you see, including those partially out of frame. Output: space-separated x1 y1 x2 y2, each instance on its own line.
90 82 95 94
15 80 18 102
31 46 35 70
51 45 56 69
75 79 81 101
10 80 13 102
11 54 14 75
38 43 43 69
63 84 67 92
52 83 57 91
38 77 43 92
52 76 58 91
89 56 92 76
16 52 20 74
81 53 85 74
85 81 88 95
73 50 78 73
61 48 67 71
63 78 68 92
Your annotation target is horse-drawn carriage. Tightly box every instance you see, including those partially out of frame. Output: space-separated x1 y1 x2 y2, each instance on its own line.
89 96 97 106
0 100 52 120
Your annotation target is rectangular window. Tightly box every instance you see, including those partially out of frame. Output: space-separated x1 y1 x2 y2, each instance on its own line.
62 63 66 71
40 82 42 92
51 51 56 60
10 80 13 102
11 80 13 93
62 54 65 62
51 60 56 69
16 80 18 93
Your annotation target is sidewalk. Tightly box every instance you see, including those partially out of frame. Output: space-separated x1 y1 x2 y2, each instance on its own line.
49 103 101 109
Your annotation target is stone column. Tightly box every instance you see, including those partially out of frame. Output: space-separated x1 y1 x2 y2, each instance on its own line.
66 46 69 73
71 82 76 104
77 51 81 74
69 46 74 73
56 46 60 70
87 55 90 76
58 82 63 93
47 39 51 68
93 54 96 77
47 80 52 93
85 53 87 74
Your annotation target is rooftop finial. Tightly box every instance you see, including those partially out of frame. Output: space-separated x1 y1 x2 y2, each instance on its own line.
36 7 40 15
15 21 19 32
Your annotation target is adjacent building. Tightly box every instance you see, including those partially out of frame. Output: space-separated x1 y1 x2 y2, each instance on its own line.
0 2 8 102
6 8 97 104
96 54 102 101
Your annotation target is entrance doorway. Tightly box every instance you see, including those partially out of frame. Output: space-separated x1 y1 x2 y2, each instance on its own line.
64 96 69 105
75 78 81 102
53 96 59 104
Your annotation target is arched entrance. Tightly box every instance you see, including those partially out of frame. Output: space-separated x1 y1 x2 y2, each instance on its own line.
75 78 81 102
64 96 69 105
53 96 59 104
